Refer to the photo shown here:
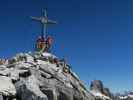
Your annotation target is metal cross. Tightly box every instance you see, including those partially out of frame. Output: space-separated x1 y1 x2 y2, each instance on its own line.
31 9 57 38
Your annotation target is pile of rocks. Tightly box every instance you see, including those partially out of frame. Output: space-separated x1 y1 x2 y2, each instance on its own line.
0 52 95 100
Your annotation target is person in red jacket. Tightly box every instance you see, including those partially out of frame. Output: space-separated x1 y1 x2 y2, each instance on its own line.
46 36 53 52
36 36 46 52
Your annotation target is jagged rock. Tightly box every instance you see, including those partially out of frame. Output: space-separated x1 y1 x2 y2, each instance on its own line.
103 88 112 97
0 65 6 70
90 80 104 93
0 76 16 97
16 62 33 70
8 57 18 65
0 95 3 100
90 80 112 100
0 67 9 76
19 69 31 78
15 75 48 100
0 52 96 100
39 70 52 78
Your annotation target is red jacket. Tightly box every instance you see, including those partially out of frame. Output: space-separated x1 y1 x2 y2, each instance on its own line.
47 37 53 45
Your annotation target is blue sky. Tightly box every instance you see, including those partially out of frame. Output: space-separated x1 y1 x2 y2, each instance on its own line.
0 0 133 92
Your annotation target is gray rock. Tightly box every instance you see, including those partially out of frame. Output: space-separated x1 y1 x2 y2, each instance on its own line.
90 80 112 100
90 80 104 93
0 95 3 100
0 76 16 97
103 88 112 97
15 75 48 100
0 52 96 100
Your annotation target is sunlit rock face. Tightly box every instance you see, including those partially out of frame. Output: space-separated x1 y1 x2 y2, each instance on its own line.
0 52 95 100
90 80 112 100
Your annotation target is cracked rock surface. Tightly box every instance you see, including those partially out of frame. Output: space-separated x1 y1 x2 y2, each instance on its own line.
0 52 98 100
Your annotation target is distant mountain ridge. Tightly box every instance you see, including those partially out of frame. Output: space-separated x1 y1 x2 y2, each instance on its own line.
114 91 133 100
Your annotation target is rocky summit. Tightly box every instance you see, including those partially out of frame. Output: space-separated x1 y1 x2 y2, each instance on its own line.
90 80 112 100
0 51 113 100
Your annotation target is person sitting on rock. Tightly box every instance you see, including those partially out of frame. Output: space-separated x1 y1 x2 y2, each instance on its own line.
36 36 46 52
45 36 53 52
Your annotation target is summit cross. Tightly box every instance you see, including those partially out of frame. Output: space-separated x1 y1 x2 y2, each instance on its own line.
31 9 57 38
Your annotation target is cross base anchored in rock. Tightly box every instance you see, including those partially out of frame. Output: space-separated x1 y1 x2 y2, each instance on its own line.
31 9 57 53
